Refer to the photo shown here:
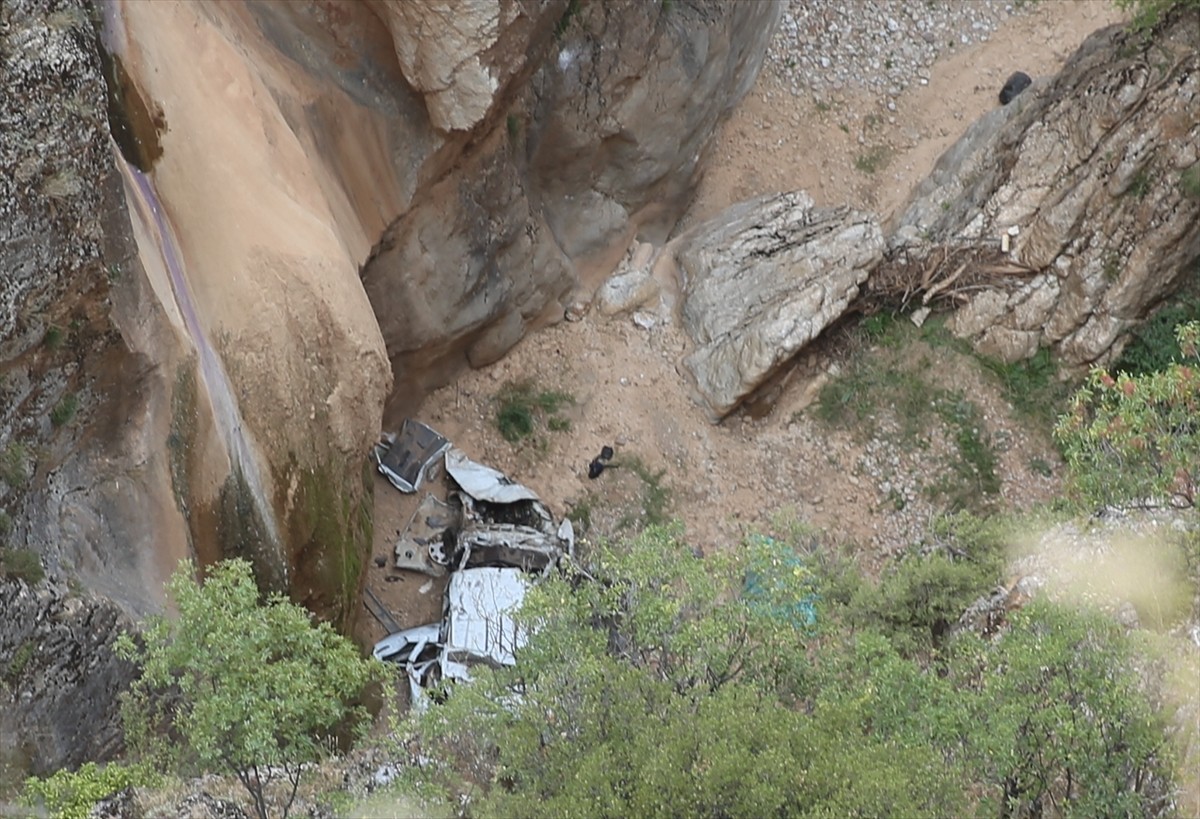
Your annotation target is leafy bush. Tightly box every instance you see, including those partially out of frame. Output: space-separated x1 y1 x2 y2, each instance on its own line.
1056 322 1199 508
21 762 158 819
116 559 384 819
1116 297 1200 376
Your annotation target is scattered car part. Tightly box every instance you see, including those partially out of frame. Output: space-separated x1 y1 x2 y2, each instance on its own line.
363 586 402 634
393 494 454 577
445 448 540 504
372 418 452 493
372 622 443 706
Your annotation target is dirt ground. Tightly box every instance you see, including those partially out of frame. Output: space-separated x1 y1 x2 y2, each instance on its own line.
359 1 1127 643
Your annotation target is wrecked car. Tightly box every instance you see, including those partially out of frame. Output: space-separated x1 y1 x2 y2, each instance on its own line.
372 443 572 707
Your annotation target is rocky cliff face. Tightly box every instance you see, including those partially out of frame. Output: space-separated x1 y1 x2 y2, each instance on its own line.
361 0 783 416
890 9 1200 366
1 0 782 775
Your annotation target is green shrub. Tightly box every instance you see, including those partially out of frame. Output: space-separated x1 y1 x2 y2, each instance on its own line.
21 762 159 819
0 548 44 585
0 444 29 488
1056 321 1199 508
4 641 34 683
50 393 79 427
117 559 384 819
494 380 574 443
1182 165 1200 200
977 347 1069 425
1116 296 1200 375
43 325 64 350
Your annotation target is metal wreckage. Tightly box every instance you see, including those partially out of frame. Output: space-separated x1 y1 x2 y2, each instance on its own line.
369 420 575 706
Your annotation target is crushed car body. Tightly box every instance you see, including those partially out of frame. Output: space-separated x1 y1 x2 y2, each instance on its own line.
371 436 572 707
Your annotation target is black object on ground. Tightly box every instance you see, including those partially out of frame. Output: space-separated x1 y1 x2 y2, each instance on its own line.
999 71 1032 105
588 444 616 480
374 555 387 568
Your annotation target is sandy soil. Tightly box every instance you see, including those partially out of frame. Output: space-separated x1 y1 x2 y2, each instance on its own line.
360 1 1127 642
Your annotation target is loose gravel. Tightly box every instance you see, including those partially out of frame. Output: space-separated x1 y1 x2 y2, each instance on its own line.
767 0 1028 104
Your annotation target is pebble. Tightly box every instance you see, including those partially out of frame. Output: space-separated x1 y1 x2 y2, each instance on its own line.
766 0 1024 102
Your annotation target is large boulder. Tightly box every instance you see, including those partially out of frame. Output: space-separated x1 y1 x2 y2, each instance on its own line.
890 9 1200 366
675 191 884 420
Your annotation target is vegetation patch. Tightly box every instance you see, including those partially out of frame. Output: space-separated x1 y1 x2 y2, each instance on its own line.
975 347 1068 426
0 547 44 585
623 455 673 529
50 393 79 427
116 559 383 819
814 314 1001 513
1115 292 1200 375
21 761 159 819
494 379 574 444
0 443 29 488
1181 164 1200 200
1056 321 1199 509
853 145 891 174
397 522 1174 817
4 641 34 685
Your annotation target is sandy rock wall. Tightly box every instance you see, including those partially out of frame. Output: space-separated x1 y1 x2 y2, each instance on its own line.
891 9 1200 366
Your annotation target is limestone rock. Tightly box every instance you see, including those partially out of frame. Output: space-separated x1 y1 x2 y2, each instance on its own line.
675 192 884 420
363 0 784 414
596 242 661 316
370 0 540 133
0 578 136 775
892 12 1200 367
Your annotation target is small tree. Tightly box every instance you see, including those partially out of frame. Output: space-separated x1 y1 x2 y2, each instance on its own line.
1056 321 1199 509
116 559 382 819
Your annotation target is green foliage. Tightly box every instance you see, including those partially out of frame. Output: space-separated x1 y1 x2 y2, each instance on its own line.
623 455 672 528
116 559 383 819
0 443 29 488
4 640 34 684
950 601 1169 816
1182 164 1200 200
0 548 44 585
50 393 79 427
816 320 999 513
554 0 580 38
401 521 1171 816
846 546 1003 654
929 392 1000 511
20 762 159 819
494 380 574 444
977 346 1069 425
1055 322 1199 508
1117 296 1200 375
1116 0 1200 32
43 325 64 350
